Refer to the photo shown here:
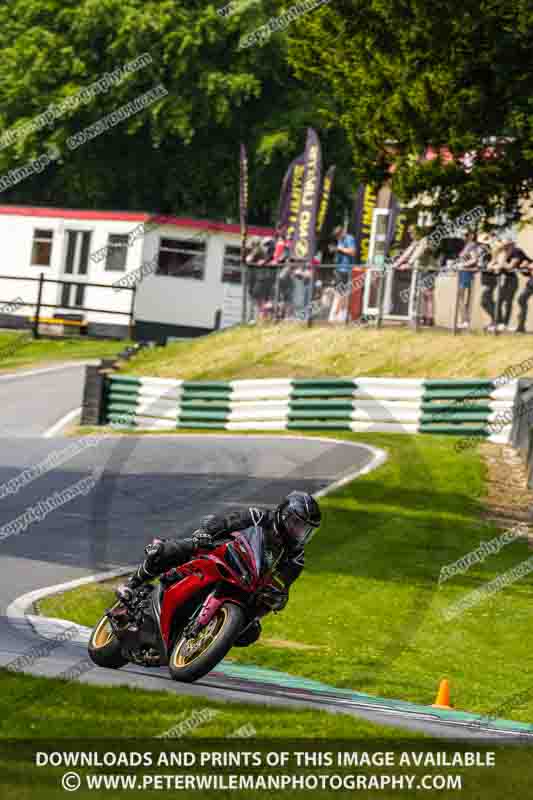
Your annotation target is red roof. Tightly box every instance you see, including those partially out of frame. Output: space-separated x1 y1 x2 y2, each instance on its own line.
0 205 273 236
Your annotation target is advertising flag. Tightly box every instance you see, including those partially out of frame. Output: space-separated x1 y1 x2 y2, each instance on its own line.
316 165 336 238
290 128 322 261
353 183 377 263
278 154 305 239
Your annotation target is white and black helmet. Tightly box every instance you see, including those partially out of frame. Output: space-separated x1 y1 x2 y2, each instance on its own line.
275 491 322 546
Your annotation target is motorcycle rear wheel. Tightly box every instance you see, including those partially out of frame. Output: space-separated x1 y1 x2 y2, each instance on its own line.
88 605 128 669
169 602 245 683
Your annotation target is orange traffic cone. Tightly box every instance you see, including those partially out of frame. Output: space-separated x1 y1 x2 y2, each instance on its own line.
432 679 452 709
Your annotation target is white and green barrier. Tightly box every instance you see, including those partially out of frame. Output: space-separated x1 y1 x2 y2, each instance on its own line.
103 375 517 441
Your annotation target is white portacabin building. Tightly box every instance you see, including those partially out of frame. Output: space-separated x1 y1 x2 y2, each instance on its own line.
0 205 273 340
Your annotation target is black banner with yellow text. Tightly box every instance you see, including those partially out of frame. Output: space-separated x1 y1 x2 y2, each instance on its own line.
290 128 322 261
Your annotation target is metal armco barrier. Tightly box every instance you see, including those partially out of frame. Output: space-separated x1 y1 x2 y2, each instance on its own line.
510 378 533 487
100 375 517 440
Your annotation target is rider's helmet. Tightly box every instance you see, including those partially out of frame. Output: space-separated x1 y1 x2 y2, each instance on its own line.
274 491 321 547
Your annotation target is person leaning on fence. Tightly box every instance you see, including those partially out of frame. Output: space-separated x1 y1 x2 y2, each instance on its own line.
393 226 435 325
272 226 290 265
246 238 270 321
413 238 438 326
292 263 312 319
455 231 480 330
393 225 420 271
496 239 521 331
478 234 504 332
278 263 295 319
511 244 533 333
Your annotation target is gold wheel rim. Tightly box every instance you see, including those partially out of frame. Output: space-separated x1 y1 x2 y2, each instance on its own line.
172 607 229 669
92 615 115 649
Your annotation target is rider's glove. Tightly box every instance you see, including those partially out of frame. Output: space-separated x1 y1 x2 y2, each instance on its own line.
116 584 135 604
144 538 164 558
191 531 215 550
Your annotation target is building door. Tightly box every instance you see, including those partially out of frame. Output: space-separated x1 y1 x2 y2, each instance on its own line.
60 230 92 309
364 208 415 320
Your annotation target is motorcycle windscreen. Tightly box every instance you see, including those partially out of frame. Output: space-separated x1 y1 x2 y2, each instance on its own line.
231 525 267 581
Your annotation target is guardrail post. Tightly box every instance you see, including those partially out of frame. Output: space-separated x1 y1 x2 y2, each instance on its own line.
33 272 44 339
80 364 108 426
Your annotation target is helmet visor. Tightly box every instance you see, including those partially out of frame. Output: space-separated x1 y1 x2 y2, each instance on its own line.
282 511 317 545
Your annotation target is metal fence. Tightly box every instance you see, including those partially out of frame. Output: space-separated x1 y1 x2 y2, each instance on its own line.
243 263 366 325
511 379 533 488
0 271 135 339
242 262 427 327
241 262 533 335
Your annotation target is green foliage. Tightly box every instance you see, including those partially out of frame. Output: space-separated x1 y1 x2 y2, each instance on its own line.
287 0 533 226
0 0 353 226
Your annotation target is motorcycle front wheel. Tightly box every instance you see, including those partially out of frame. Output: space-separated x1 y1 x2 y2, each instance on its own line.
169 602 245 683
88 604 128 669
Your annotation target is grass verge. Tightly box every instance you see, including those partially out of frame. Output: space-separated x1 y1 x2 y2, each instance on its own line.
118 324 533 380
0 331 128 372
39 431 533 724
0 668 406 739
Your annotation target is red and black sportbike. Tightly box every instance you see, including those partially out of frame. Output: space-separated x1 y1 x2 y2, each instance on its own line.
87 526 285 682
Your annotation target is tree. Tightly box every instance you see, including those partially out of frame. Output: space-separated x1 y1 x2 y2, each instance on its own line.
0 0 354 226
287 0 533 229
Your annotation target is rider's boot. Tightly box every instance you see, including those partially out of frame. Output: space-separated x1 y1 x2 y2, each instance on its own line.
233 619 262 647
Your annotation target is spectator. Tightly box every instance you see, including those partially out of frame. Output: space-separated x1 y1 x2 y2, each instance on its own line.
414 238 439 326
261 236 276 264
478 233 502 333
272 227 290 264
246 238 272 320
393 225 420 270
497 240 522 331
331 225 356 285
323 225 355 322
278 263 295 318
510 244 533 333
321 282 336 319
455 231 479 330
245 237 266 266
393 226 435 325
478 233 503 332
292 263 312 319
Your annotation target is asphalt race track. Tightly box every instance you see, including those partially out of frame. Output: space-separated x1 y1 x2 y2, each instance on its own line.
1 363 532 742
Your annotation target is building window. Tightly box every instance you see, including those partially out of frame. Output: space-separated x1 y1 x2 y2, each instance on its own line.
31 229 53 267
157 238 206 280
105 234 129 272
222 245 242 284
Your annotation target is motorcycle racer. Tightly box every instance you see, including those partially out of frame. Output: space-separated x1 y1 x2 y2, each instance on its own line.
115 491 321 646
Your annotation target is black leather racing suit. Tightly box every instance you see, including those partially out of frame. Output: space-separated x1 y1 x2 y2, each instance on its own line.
128 507 305 646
